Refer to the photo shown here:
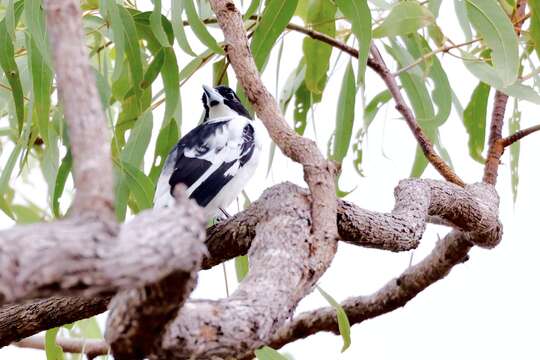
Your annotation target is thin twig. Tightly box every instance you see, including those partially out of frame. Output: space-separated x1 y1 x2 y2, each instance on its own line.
501 124 540 147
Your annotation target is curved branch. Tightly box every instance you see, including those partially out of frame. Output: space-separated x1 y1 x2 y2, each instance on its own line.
15 336 109 360
208 0 338 255
501 124 540 147
269 182 501 349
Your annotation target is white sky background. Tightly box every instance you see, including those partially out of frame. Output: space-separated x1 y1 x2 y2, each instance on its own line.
2 0 540 359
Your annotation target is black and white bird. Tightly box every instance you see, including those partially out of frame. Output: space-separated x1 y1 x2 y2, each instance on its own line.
153 84 262 218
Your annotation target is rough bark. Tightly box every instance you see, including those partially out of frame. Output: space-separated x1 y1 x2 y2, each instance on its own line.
269 182 501 349
208 0 338 265
44 0 113 215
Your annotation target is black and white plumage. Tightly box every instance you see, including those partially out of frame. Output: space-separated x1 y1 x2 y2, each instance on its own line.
154 85 262 217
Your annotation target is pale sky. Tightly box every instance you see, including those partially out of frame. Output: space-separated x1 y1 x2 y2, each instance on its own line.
2 1 539 359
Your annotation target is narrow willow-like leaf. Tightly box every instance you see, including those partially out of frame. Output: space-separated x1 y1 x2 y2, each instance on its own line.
235 255 249 282
336 0 371 85
0 141 23 193
12 204 42 224
352 128 365 176
149 117 179 184
184 0 224 54
171 0 197 56
0 7 24 134
45 328 64 360
364 89 391 130
254 346 289 360
150 0 170 47
213 58 229 86
121 111 153 168
465 0 518 86
244 0 262 19
0 195 14 219
24 0 53 70
52 151 72 218
250 0 299 70
403 34 451 126
317 286 351 352
373 2 435 38
118 5 144 111
74 317 102 339
331 62 356 163
293 82 311 135
116 160 154 210
509 100 520 203
162 47 180 122
454 0 473 41
530 0 540 60
101 0 126 81
179 49 215 82
463 82 490 163
303 0 336 94
27 34 53 142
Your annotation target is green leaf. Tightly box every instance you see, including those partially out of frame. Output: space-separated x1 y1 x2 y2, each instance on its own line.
0 13 25 134
184 0 224 54
0 141 23 192
12 204 42 224
454 0 473 41
530 0 540 60
116 160 154 210
45 328 64 360
336 0 371 85
250 0 299 70
171 0 197 56
150 0 171 47
293 81 311 135
509 100 520 203
363 89 391 130
101 0 126 81
352 128 365 176
74 317 102 339
148 117 179 184
302 0 336 94
118 5 144 111
27 34 53 142
52 151 72 218
317 286 351 352
213 58 229 86
244 0 262 19
255 346 289 360
24 0 53 71
465 0 519 86
373 2 435 38
161 47 181 122
463 82 490 163
235 255 249 282
331 62 356 163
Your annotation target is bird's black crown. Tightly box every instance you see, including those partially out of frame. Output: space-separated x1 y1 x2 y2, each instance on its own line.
202 85 252 121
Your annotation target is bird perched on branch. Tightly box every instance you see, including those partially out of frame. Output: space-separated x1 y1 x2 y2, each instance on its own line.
154 85 262 218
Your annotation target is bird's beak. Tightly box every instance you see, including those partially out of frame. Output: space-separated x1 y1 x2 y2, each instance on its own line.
203 84 222 105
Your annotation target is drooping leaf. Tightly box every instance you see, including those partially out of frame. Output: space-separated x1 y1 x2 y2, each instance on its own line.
336 0 371 85
293 81 311 135
465 0 519 86
363 89 391 130
509 99 520 203
101 0 126 81
171 0 197 56
331 62 356 163
24 0 53 70
0 5 25 134
250 0 299 70
150 0 171 47
302 0 336 94
161 47 181 122
317 286 351 352
213 58 229 86
235 255 249 282
184 0 224 54
45 328 65 360
244 0 262 19
463 82 490 163
148 117 179 184
373 2 435 38
52 151 72 218
116 160 154 210
12 204 42 224
352 128 365 176
255 346 289 360
530 0 540 59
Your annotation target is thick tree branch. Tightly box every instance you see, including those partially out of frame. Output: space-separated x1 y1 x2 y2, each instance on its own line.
208 0 338 260
269 182 500 349
44 0 113 215
0 297 110 347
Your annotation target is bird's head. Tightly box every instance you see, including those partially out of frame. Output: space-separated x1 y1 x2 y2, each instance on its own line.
202 84 252 121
